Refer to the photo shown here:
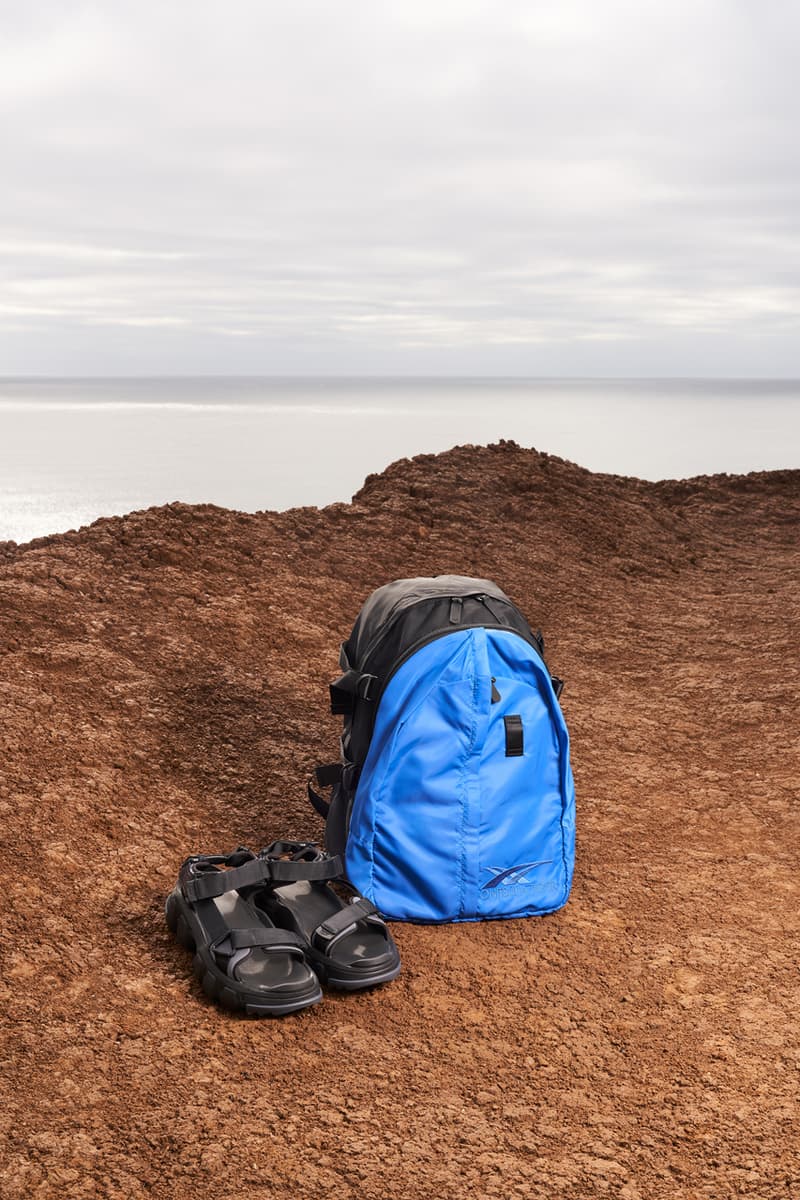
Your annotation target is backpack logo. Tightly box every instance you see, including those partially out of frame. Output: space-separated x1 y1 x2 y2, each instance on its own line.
481 860 552 889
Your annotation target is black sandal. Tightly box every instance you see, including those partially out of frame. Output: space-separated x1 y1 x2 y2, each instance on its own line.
165 847 323 1016
256 842 401 991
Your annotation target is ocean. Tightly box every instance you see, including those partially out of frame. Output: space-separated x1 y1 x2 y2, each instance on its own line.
0 376 797 544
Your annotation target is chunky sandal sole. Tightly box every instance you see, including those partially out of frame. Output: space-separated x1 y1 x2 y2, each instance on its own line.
165 889 322 1016
308 951 402 991
255 858 402 992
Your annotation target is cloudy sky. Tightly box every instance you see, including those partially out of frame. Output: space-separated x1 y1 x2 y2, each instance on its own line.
1 0 798 376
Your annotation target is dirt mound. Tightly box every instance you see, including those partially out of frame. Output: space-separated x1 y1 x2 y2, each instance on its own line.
1 442 798 1199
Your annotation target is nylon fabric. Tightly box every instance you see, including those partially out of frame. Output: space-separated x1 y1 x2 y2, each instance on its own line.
345 627 575 923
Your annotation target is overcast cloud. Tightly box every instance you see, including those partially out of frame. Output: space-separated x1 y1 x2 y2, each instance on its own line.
1 0 798 375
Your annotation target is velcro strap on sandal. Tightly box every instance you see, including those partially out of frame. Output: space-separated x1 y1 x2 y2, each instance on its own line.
182 858 272 903
315 897 379 943
227 927 305 951
268 855 343 884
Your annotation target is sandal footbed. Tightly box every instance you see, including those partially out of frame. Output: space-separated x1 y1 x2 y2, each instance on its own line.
165 886 322 1016
257 880 401 989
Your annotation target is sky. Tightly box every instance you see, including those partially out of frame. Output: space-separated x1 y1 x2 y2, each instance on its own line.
1 0 799 377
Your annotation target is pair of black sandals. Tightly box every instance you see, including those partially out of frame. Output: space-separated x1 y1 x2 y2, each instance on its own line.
165 841 401 1016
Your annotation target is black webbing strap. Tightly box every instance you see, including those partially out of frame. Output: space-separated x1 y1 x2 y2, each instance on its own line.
307 762 342 818
551 675 564 699
504 714 524 757
329 670 359 714
228 927 305 951
193 891 232 947
307 781 330 818
182 858 273 903
329 670 377 714
185 850 344 903
315 897 379 944
268 855 343 883
480 594 505 623
315 762 343 787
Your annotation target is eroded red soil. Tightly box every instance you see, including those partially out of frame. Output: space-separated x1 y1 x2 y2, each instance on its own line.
1 443 798 1199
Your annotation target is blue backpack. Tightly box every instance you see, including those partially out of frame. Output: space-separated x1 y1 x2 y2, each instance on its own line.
310 576 575 923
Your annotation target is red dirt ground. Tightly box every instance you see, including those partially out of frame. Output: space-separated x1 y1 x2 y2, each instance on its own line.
1 442 798 1199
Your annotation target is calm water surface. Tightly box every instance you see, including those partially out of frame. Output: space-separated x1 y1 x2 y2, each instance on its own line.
0 377 797 543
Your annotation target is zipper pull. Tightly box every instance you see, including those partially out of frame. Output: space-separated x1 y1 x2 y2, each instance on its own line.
479 593 504 622
449 597 463 624
491 677 501 703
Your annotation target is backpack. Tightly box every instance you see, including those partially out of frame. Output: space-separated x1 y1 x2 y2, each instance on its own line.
309 575 575 923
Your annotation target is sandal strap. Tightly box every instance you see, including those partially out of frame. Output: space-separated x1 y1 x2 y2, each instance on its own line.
259 841 343 884
183 850 344 903
261 839 318 856
313 897 381 954
182 857 273 903
227 926 305 952
268 856 343 884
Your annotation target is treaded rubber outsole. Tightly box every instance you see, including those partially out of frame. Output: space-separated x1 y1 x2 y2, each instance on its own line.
165 889 322 1017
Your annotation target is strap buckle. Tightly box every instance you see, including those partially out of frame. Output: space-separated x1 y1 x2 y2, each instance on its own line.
329 670 377 713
